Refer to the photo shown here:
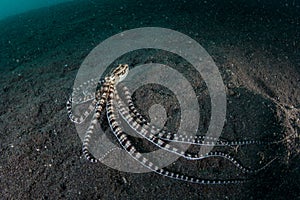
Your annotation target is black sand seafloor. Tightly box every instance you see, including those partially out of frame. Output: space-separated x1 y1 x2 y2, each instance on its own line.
0 0 299 199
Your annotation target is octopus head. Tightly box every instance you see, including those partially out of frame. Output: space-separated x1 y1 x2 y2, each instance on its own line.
112 64 129 83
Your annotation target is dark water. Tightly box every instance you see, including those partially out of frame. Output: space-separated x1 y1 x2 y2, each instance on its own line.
0 0 72 20
1 0 299 21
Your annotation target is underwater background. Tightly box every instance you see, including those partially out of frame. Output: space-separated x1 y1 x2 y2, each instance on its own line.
0 0 72 20
0 0 299 199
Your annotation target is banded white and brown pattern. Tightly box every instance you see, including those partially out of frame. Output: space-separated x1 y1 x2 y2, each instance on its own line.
107 85 249 184
114 86 274 174
67 64 276 184
66 78 105 124
116 83 272 147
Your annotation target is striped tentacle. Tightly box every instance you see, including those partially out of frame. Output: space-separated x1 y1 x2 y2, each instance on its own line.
118 84 271 147
115 90 214 160
67 79 105 124
71 78 102 103
82 80 110 163
107 87 248 184
117 84 221 145
67 97 97 124
115 90 270 174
